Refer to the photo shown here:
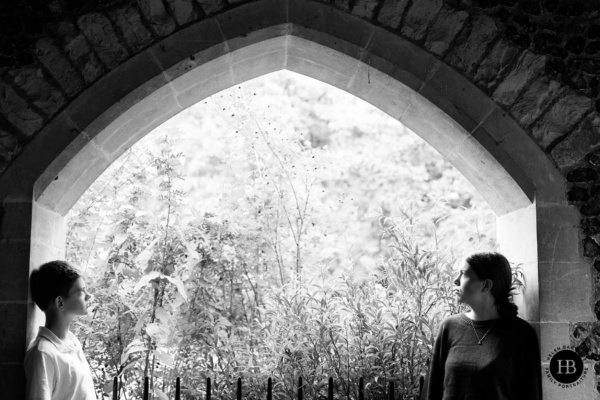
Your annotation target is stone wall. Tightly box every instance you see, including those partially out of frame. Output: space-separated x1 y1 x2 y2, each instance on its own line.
1 0 600 397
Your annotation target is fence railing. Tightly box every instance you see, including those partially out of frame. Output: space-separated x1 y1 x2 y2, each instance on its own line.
111 375 425 400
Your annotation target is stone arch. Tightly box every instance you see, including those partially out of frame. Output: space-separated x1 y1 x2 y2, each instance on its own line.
0 1 597 398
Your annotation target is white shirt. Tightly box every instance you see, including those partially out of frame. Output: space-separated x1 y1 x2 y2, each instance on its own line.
24 327 97 400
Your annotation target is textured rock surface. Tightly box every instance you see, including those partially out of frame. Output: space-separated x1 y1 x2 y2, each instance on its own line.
78 13 130 69
109 4 155 52
531 91 594 149
377 0 410 29
492 50 546 107
510 76 563 127
0 79 44 137
444 15 499 77
401 0 443 42
137 0 178 37
8 68 65 117
552 112 600 169
33 38 85 97
424 6 469 56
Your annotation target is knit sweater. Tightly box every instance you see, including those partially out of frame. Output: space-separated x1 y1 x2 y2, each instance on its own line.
420 313 542 400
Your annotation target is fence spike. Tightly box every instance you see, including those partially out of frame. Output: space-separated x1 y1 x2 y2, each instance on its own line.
298 376 303 400
267 377 272 400
328 377 333 400
359 377 364 400
419 376 424 399
112 377 118 400
206 377 211 400
175 377 181 400
237 377 242 400
143 377 149 400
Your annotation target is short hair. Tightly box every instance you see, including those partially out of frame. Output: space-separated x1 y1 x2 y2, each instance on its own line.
30 260 81 311
465 251 519 318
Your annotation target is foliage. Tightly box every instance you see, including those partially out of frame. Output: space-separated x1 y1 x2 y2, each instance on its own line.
66 71 504 399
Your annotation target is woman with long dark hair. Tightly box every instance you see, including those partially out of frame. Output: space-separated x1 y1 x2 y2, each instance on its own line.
421 252 542 400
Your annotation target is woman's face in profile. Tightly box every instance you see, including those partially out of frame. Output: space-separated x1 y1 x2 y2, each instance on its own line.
453 261 485 306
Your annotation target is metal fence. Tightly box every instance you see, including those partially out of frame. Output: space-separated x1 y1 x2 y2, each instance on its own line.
111 375 425 400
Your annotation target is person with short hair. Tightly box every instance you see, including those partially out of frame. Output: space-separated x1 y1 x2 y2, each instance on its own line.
421 251 542 400
25 260 97 400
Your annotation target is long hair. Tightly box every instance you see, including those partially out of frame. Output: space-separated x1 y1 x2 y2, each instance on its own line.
465 252 518 318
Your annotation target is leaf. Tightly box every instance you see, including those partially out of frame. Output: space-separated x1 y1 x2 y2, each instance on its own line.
154 350 175 367
133 271 162 293
135 239 158 269
154 388 169 400
146 323 170 344
165 276 188 302
133 311 148 335
155 307 171 325
113 233 128 247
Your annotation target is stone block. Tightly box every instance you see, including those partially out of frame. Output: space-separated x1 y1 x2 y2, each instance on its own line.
175 69 233 108
34 38 85 97
448 132 532 215
78 13 130 70
0 242 32 301
474 38 521 92
471 128 536 205
400 0 443 42
531 91 594 150
424 6 468 57
29 242 65 269
8 68 65 117
0 303 28 362
289 0 374 54
31 202 65 249
497 205 537 265
0 200 33 242
368 28 439 92
351 0 378 19
232 48 286 85
445 15 500 78
149 18 224 73
0 128 18 163
536 204 582 263
419 62 496 133
286 35 357 87
492 51 546 107
551 112 600 170
0 79 44 137
108 4 154 52
137 0 178 37
165 0 199 26
347 61 415 121
474 108 567 206
217 0 287 45
93 85 181 159
540 322 570 360
333 0 352 12
0 363 26 400
538 261 595 322
400 94 471 163
164 43 230 94
376 0 410 30
62 32 105 85
65 50 165 137
195 0 226 15
510 77 564 127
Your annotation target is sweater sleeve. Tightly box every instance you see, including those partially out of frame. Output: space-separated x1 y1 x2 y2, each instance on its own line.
421 320 448 400
514 321 542 400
